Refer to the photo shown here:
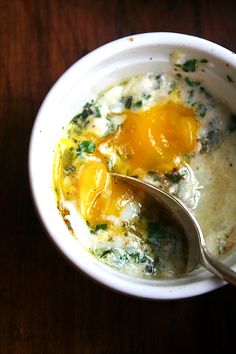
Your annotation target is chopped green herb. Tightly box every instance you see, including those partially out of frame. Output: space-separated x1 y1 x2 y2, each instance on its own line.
126 247 147 263
199 86 212 99
168 81 177 94
71 102 94 124
196 103 207 118
185 77 201 87
81 102 93 119
94 245 152 267
125 96 133 109
155 74 162 89
142 93 151 99
65 164 76 174
94 105 101 117
176 59 198 72
165 172 184 183
71 113 81 124
63 148 76 173
111 249 129 265
188 89 194 101
90 223 108 234
77 140 96 155
227 75 234 83
200 59 208 63
133 100 143 109
99 248 113 258
200 129 223 152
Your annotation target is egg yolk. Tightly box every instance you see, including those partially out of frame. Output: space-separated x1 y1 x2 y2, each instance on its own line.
77 161 109 221
100 101 198 173
77 160 138 225
76 101 198 224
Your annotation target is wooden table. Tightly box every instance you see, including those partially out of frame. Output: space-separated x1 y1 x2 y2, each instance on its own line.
1 1 236 353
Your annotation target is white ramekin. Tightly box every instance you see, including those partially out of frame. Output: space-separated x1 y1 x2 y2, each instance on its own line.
29 33 236 299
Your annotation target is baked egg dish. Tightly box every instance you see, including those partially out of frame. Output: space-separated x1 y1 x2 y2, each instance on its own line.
53 54 236 279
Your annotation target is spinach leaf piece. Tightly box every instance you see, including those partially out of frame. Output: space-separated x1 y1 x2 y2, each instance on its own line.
63 148 76 174
90 224 108 234
71 101 96 124
77 140 96 155
196 103 207 118
185 77 201 87
155 74 162 89
132 100 143 109
188 89 194 101
81 102 94 119
177 59 198 72
199 86 212 99
125 96 133 109
165 172 183 183
65 164 76 174
95 248 113 258
192 102 207 118
94 105 101 117
125 247 147 263
168 81 177 94
142 93 151 100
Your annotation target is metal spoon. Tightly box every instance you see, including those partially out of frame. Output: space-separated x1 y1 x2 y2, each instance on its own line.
112 173 236 286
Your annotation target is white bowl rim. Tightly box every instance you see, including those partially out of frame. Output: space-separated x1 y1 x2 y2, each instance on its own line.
28 32 236 300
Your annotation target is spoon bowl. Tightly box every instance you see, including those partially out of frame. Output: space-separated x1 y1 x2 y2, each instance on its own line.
112 173 236 286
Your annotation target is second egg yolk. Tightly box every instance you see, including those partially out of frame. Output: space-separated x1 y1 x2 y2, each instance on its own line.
76 160 139 225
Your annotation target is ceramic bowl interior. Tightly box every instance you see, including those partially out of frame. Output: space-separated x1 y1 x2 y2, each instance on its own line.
29 32 236 299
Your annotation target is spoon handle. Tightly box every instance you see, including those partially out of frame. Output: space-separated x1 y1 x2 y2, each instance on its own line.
201 247 236 286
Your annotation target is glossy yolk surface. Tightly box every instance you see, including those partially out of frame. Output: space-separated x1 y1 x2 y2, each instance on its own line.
77 160 138 225
76 101 198 224
100 101 198 173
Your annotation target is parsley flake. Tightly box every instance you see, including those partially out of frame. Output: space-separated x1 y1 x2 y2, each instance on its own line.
90 223 108 234
133 100 143 109
185 77 201 87
77 140 96 155
165 172 184 183
177 59 198 72
125 96 133 109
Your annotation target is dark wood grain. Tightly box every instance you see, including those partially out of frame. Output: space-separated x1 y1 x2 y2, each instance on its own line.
0 0 236 353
